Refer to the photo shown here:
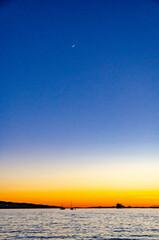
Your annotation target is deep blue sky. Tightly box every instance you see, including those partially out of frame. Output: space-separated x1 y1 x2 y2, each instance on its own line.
1 0 159 162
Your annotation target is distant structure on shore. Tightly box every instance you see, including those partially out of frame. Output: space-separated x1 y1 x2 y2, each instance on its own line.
116 203 125 208
116 203 132 208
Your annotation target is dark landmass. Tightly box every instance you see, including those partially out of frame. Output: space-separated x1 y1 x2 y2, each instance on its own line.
89 206 115 208
89 203 159 209
1 201 158 209
0 201 59 209
89 203 126 208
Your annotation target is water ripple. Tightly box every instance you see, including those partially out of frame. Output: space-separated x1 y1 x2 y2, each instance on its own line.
0 209 159 239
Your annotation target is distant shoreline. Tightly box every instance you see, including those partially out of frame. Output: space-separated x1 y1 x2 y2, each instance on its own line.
0 201 59 209
0 201 159 209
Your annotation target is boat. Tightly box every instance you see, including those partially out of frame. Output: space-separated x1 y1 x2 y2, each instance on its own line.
70 201 75 210
60 203 65 210
60 206 65 210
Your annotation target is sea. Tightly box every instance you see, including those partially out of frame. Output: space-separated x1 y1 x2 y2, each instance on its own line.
0 208 159 239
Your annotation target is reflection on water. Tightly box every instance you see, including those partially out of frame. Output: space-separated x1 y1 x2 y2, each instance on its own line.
0 208 159 239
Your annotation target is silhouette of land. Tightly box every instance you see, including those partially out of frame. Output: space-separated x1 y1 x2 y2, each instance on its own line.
88 203 157 209
0 201 158 209
0 201 59 209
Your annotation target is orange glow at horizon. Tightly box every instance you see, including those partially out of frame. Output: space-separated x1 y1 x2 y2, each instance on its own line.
1 189 159 208
1 158 159 208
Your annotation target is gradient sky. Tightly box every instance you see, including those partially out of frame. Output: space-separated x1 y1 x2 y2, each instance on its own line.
1 0 159 207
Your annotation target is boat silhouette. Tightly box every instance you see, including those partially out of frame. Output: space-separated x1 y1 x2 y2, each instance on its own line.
70 201 75 210
60 206 65 210
60 203 65 210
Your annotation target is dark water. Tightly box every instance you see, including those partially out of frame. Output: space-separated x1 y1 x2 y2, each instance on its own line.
0 208 159 239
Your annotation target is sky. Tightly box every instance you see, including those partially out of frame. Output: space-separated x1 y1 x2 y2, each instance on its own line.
1 0 159 207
